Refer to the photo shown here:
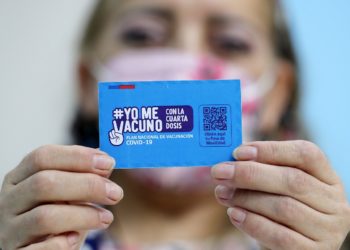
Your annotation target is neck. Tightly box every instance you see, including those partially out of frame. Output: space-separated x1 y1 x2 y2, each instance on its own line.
108 170 230 245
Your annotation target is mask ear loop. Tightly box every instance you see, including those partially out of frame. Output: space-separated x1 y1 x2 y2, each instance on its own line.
240 63 278 142
89 58 111 82
254 64 279 100
256 62 290 139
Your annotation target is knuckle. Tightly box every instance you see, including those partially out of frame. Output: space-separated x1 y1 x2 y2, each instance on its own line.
31 145 54 171
86 174 101 198
267 142 280 161
296 140 323 165
71 145 92 158
272 230 294 248
237 162 257 186
232 189 249 206
70 145 86 154
30 171 57 199
245 219 264 239
285 168 308 195
32 206 53 232
275 196 297 222
70 145 95 168
69 145 84 157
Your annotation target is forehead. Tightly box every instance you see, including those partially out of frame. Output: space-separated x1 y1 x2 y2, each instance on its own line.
113 0 274 32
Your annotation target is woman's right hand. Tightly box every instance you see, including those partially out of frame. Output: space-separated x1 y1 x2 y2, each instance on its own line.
0 145 123 250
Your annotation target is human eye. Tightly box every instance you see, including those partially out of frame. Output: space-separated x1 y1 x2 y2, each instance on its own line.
117 16 170 48
210 33 252 57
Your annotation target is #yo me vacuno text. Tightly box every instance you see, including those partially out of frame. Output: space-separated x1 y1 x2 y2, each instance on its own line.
108 106 194 146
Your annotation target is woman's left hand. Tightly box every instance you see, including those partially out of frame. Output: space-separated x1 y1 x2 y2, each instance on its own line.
211 140 350 250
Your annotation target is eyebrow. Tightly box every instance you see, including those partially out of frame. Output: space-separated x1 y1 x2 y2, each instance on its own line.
208 15 259 33
117 7 174 22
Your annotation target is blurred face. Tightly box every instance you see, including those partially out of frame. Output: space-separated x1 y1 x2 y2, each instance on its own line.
100 0 275 70
78 0 293 193
81 0 277 116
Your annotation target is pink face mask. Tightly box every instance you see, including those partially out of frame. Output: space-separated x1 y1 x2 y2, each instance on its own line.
93 49 275 193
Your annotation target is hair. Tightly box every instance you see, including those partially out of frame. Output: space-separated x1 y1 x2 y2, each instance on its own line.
79 0 303 140
80 0 118 60
271 2 304 139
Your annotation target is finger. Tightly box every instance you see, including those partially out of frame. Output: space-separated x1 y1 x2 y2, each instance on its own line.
226 207 316 250
233 140 339 185
19 231 82 250
6 145 115 185
113 120 118 132
216 188 328 241
15 204 113 247
212 161 337 213
8 170 123 214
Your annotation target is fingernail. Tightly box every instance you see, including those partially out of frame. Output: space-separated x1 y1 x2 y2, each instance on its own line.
67 232 80 246
234 146 257 160
93 155 115 170
106 182 123 201
211 163 235 180
227 207 246 224
215 185 234 200
99 209 114 227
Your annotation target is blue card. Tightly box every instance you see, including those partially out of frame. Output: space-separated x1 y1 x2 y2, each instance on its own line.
99 80 242 168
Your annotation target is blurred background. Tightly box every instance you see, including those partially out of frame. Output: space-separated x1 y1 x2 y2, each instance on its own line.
0 0 349 199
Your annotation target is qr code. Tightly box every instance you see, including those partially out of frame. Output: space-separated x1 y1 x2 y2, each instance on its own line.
203 106 227 131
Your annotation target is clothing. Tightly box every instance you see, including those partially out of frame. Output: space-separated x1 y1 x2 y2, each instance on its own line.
82 229 260 250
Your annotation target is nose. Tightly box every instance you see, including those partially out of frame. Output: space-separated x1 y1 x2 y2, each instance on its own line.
175 15 207 56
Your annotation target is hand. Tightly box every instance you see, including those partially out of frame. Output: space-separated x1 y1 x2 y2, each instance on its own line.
109 120 124 146
211 140 350 250
0 145 123 249
109 129 124 146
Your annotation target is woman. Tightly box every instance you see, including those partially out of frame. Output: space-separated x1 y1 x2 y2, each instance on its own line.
0 0 349 249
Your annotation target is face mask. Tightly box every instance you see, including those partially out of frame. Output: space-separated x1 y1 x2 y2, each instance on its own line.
91 48 276 193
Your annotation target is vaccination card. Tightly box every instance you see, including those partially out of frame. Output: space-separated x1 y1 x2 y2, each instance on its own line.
99 79 242 168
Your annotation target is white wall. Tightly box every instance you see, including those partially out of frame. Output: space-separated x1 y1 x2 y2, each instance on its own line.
0 1 95 184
